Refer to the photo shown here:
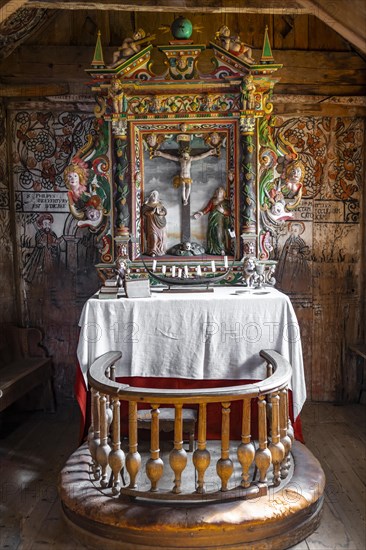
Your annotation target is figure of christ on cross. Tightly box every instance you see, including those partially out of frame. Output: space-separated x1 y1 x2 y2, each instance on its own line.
153 146 218 206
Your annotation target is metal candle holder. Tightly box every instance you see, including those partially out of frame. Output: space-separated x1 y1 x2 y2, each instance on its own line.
141 256 235 291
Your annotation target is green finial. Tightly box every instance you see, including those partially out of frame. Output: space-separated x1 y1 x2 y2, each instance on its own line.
91 30 105 67
261 25 275 64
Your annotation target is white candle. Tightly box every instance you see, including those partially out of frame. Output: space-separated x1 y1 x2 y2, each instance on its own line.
211 260 216 272
178 268 182 278
152 260 157 272
184 265 188 277
197 265 202 276
161 265 166 275
224 256 228 268
171 265 176 277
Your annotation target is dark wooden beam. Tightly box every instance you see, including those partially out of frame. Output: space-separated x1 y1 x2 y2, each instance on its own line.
23 0 309 14
273 101 366 117
0 82 69 96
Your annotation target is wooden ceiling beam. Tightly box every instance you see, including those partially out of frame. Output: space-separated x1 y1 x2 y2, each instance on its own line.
1 1 365 56
19 0 310 14
297 0 366 54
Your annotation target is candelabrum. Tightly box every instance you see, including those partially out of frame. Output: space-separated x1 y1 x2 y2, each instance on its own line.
242 256 277 289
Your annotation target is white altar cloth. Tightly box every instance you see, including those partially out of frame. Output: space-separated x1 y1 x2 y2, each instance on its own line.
77 286 306 417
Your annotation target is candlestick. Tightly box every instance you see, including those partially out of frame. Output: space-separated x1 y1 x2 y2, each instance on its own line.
178 268 182 278
184 265 188 277
196 265 202 276
152 260 157 272
211 260 216 273
171 265 176 277
224 256 228 268
161 265 166 275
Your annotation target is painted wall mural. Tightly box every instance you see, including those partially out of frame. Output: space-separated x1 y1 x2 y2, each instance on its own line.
9 108 100 396
4 98 364 403
270 116 363 402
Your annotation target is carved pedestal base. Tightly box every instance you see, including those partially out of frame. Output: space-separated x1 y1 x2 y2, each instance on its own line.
59 441 325 550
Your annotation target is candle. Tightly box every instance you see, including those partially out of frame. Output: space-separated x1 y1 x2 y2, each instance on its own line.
211 260 216 272
171 265 176 277
224 256 228 268
178 268 182 278
184 265 188 277
197 265 202 276
161 265 166 275
152 260 157 272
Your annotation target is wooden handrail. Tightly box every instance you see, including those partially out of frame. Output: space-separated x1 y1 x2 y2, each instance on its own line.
87 349 292 404
86 349 293 501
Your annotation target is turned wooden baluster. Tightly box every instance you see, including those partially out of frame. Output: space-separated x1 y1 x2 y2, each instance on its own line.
108 397 125 494
105 367 113 431
266 361 273 378
280 388 292 479
255 395 272 483
269 392 285 486
237 398 255 488
216 402 233 491
169 404 188 494
266 362 273 433
88 388 101 480
96 393 111 488
146 404 164 492
87 389 95 445
287 393 295 444
193 403 211 494
126 401 141 489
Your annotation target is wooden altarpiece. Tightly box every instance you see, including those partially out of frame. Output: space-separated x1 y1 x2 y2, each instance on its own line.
66 20 297 282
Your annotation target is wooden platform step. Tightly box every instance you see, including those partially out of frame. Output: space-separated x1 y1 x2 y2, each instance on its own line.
59 441 325 550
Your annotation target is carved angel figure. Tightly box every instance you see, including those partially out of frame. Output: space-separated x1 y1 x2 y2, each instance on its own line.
216 25 255 64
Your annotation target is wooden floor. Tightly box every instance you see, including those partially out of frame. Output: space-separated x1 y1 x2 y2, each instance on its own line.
0 400 364 549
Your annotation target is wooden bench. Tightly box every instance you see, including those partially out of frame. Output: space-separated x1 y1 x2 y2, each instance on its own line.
137 408 197 452
0 325 55 413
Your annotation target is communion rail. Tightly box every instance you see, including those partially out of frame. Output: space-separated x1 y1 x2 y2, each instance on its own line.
87 349 294 502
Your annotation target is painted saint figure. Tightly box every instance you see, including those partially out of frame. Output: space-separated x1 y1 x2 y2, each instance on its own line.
275 221 311 294
141 190 167 256
193 186 232 255
153 144 218 205
23 213 62 283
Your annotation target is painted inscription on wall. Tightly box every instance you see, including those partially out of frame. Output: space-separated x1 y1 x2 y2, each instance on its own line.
16 191 69 212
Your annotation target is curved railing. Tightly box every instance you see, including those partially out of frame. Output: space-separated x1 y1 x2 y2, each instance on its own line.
87 350 294 501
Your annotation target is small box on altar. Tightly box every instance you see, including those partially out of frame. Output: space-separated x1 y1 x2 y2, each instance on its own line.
125 278 151 299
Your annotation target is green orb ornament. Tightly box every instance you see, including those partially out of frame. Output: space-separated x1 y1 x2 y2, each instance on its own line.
171 16 193 40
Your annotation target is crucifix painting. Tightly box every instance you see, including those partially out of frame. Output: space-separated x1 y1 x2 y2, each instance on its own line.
131 121 239 260
153 135 219 206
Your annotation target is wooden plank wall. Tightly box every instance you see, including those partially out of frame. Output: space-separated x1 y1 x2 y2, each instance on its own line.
1 12 365 96
0 99 17 324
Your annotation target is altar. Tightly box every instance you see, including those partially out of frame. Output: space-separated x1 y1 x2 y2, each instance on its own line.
76 286 306 439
